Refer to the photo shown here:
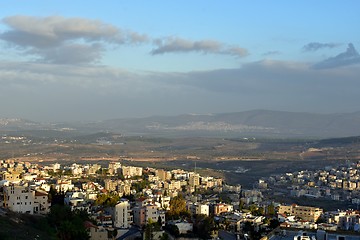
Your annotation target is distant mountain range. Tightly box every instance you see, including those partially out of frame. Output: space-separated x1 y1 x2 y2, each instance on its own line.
2 110 360 138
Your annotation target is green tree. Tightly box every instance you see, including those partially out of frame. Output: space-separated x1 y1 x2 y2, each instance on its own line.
157 215 163 228
47 205 90 240
269 219 280 229
144 220 160 240
95 193 120 207
108 229 118 240
316 216 326 224
48 185 57 203
160 233 169 240
168 195 187 219
166 225 180 237
132 179 150 192
267 204 275 217
249 204 257 215
194 214 217 239
239 199 245 210
257 207 264 216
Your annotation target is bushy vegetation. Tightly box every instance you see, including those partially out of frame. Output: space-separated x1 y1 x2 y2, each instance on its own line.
47 205 91 240
166 195 190 220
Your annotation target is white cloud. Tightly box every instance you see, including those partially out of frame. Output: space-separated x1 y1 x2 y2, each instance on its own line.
0 15 148 64
1 15 249 65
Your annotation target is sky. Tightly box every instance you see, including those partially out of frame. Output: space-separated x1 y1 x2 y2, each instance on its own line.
1 1 360 122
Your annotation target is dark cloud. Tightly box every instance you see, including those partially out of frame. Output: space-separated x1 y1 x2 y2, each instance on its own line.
312 43 360 69
151 37 248 57
302 42 341 52
0 15 148 64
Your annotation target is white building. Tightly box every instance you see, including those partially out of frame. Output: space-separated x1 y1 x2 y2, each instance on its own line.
55 179 74 192
114 200 132 228
122 166 143 178
188 202 210 216
108 162 122 175
3 184 50 214
189 173 200 187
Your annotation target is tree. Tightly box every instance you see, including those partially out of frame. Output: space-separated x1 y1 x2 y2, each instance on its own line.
47 205 90 240
108 229 118 240
132 179 150 192
48 185 57 203
157 215 163 228
242 221 257 239
316 216 326 224
249 204 257 215
249 205 264 216
267 204 275 217
95 193 119 207
160 233 169 240
257 207 264 216
239 199 245 210
194 214 217 239
165 224 179 237
269 219 280 229
144 220 155 240
168 195 187 219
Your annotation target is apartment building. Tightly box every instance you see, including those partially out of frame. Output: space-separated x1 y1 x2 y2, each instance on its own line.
278 204 323 222
122 166 143 178
3 184 50 214
133 198 165 227
114 200 132 228
188 202 210 216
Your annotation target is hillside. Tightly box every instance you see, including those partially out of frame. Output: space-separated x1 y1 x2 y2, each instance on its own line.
2 110 360 138
0 211 56 240
71 110 360 138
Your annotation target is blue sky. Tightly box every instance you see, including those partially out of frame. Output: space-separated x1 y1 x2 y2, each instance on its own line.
1 1 360 121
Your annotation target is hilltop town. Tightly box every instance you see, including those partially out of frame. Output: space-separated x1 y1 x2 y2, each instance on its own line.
1 157 360 240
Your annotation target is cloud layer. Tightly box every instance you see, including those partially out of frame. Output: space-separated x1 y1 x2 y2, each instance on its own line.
313 43 360 69
1 58 359 121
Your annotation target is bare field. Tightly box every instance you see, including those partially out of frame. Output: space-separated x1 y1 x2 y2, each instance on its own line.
2 135 360 187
